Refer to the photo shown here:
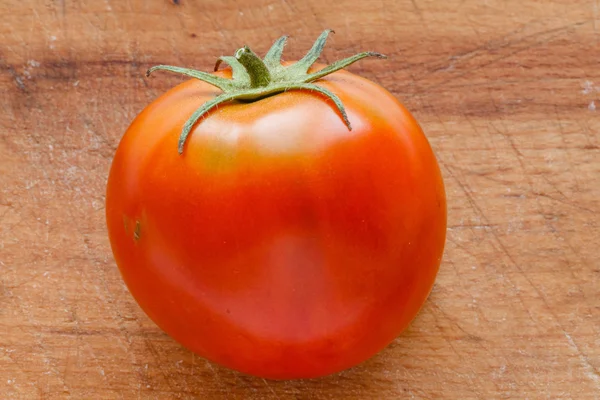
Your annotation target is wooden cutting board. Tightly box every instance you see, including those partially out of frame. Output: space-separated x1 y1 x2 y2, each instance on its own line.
1 0 598 398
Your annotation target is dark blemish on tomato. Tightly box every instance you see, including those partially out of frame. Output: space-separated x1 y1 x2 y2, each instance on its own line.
171 0 180 5
226 309 231 314
190 33 197 38
133 220 141 241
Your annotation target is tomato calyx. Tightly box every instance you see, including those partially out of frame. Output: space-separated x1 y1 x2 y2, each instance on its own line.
145 29 387 154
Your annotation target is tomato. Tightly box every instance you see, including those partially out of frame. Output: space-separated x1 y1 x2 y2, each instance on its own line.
106 31 446 380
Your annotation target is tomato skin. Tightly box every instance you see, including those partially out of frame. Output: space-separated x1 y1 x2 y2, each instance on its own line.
106 66 446 379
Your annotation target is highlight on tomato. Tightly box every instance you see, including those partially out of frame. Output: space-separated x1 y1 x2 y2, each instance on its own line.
106 30 446 380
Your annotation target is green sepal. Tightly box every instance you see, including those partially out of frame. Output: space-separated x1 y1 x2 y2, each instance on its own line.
146 30 386 154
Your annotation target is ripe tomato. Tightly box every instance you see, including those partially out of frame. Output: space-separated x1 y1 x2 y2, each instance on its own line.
106 31 446 379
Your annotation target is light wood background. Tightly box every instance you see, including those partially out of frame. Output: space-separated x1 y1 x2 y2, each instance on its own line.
1 0 599 398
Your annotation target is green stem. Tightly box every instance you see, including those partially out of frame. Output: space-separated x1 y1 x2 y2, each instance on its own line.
234 46 271 88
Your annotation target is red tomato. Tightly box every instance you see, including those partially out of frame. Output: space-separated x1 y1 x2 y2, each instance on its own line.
106 33 446 380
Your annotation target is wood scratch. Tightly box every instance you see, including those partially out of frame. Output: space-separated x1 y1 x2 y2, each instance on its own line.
204 360 221 381
7 67 27 92
262 378 280 399
553 106 582 194
3 350 45 398
446 88 598 392
533 191 597 214
594 0 599 39
429 307 486 396
410 0 426 26
563 331 600 387
144 339 177 393
410 19 592 93
59 0 66 18
429 300 518 387
442 257 485 325
442 161 540 327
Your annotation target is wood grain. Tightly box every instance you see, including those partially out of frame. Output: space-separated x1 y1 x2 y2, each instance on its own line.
1 0 599 398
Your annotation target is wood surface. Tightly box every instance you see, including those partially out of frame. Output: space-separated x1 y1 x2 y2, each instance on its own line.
1 0 599 398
